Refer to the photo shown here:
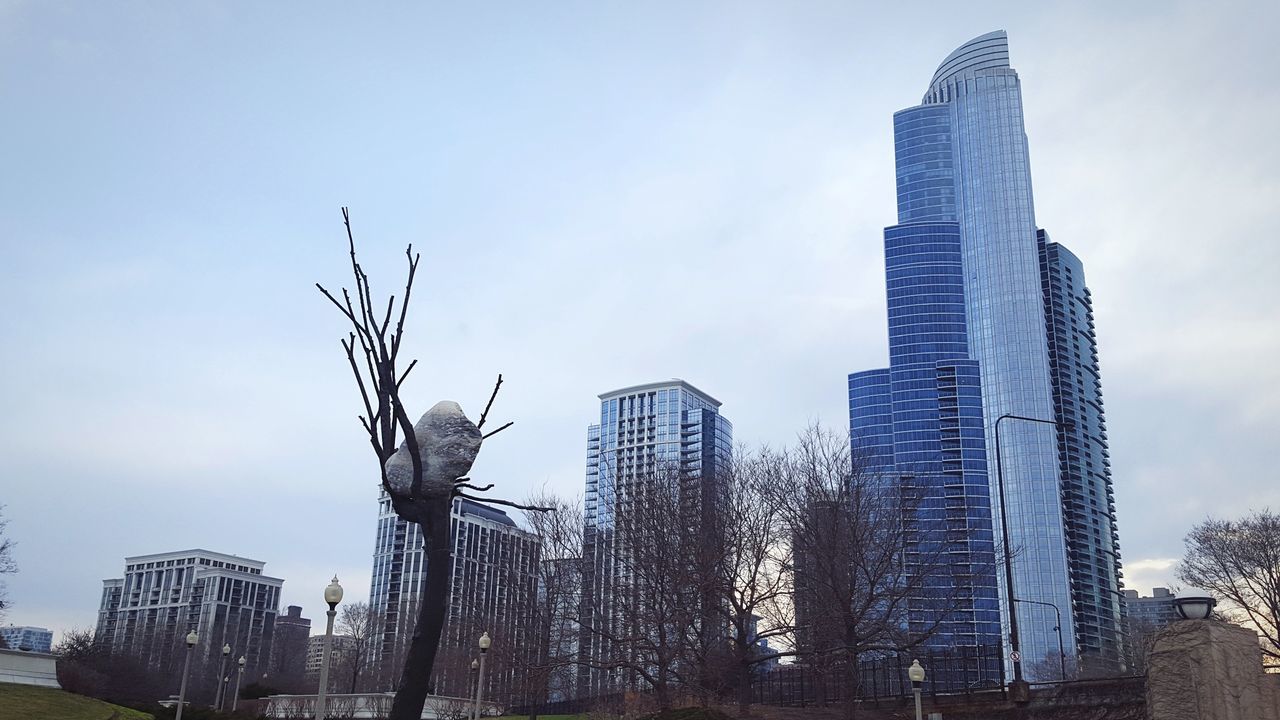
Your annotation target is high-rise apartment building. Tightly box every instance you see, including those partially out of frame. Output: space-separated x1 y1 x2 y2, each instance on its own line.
369 496 539 700
95 549 282 696
578 380 732 696
1040 231 1125 668
847 31 1125 677
1122 588 1179 630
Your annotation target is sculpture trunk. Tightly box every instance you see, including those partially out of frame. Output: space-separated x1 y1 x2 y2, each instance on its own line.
389 501 453 720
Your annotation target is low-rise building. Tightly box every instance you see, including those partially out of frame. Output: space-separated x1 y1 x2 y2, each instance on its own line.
0 625 53 653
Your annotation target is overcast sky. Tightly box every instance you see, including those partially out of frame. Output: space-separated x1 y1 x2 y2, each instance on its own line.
1 0 1277 641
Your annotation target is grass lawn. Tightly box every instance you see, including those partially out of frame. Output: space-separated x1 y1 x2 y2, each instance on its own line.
0 682 153 720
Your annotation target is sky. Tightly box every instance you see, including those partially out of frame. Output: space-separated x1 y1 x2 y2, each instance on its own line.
1 0 1277 641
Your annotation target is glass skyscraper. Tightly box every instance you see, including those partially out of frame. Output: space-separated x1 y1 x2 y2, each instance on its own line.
579 380 732 695
848 31 1124 677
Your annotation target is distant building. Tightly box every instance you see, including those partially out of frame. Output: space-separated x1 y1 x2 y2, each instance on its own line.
369 497 540 701
305 633 357 677
1123 588 1180 629
95 549 282 697
0 626 53 653
268 605 311 680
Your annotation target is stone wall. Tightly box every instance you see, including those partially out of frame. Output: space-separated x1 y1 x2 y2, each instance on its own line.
0 647 61 688
1145 619 1279 720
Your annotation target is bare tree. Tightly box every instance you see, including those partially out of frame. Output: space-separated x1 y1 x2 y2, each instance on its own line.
499 490 584 720
705 449 794 712
0 506 16 620
1178 509 1280 664
768 425 958 718
579 464 705 710
335 601 382 693
317 208 550 720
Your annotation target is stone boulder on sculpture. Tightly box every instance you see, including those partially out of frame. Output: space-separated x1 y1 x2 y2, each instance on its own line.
384 401 482 502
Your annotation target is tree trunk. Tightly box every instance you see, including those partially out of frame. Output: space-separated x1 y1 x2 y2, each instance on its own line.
736 646 752 717
389 501 452 720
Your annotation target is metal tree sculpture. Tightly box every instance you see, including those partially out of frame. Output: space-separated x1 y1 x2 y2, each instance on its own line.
318 208 547 720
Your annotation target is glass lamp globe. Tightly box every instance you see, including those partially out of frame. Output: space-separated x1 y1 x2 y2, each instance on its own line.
222 643 231 656
1174 595 1217 620
325 576 344 606
186 630 199 647
478 632 491 651
908 659 926 683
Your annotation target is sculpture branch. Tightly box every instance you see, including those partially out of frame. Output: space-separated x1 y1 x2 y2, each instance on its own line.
477 374 503 429
453 483 495 493
482 421 513 439
455 493 554 513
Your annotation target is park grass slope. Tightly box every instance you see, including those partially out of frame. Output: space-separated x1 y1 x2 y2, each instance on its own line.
0 682 153 720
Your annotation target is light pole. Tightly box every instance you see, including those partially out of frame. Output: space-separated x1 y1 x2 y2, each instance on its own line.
175 630 198 720
907 659 925 720
231 655 246 711
1013 598 1066 681
994 412 1063 696
472 632 491 720
315 576 344 720
470 658 479 705
214 643 231 710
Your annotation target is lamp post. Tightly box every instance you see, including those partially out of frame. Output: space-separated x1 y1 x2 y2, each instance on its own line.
175 630 198 720
231 655 246 711
315 576 344 720
907 659 925 720
470 658 480 705
214 643 231 710
472 632 491 720
994 413 1063 695
1014 598 1066 681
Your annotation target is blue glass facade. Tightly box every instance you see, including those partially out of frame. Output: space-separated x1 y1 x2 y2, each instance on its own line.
1040 231 1125 670
849 221 1002 659
850 31 1124 677
579 380 732 695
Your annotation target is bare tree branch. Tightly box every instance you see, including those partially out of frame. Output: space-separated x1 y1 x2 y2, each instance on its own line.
455 494 553 513
482 421 514 439
477 374 503 429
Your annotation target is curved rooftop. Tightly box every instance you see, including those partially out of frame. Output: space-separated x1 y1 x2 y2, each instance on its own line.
926 30 1010 97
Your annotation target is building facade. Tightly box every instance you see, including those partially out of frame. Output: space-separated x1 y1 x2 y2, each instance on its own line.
578 380 733 696
95 549 282 699
305 633 357 679
268 605 311 683
847 31 1125 677
1040 231 1125 668
0 625 53 653
369 496 540 701
1122 588 1179 629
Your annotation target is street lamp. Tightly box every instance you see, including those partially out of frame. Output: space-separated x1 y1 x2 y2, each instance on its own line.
175 630 198 720
1013 598 1066 681
315 575 344 720
214 643 231 710
1174 595 1217 621
907 659 925 720
470 658 480 703
994 413 1064 696
231 655 246 711
472 632 491 720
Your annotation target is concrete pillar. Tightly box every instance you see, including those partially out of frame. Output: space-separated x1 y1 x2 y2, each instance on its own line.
1145 619 1278 720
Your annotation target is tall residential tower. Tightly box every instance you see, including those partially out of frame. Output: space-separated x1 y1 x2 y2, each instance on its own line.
848 31 1124 676
578 380 733 695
